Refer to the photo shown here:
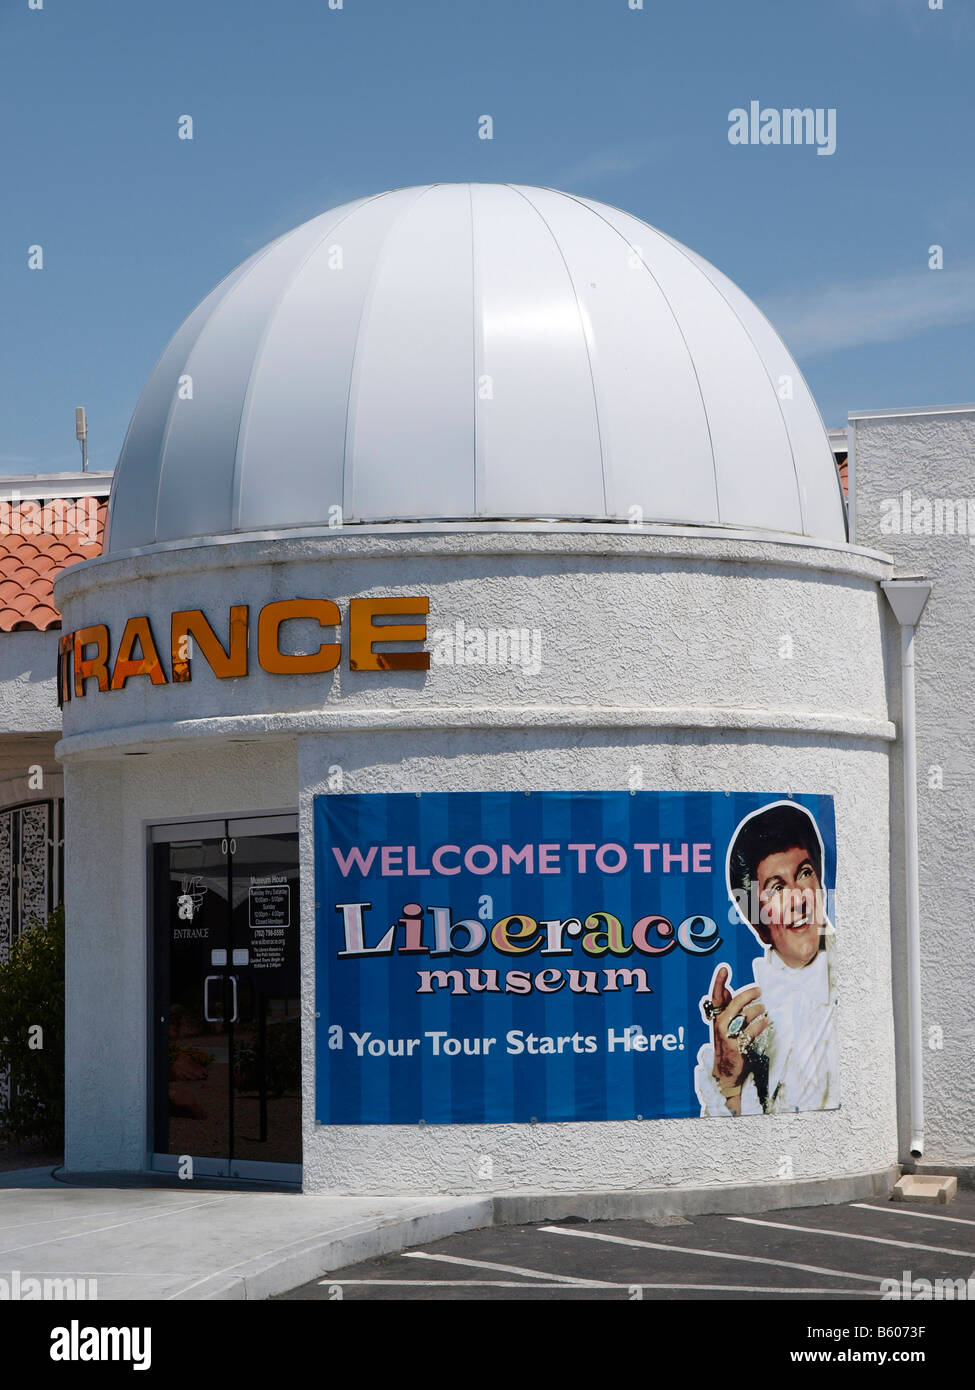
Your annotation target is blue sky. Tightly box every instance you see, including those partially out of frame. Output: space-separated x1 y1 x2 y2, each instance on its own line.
2 0 972 474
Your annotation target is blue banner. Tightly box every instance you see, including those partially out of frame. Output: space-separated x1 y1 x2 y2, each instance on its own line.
314 791 837 1125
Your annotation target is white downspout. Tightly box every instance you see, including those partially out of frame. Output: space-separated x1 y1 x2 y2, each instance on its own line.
881 578 932 1160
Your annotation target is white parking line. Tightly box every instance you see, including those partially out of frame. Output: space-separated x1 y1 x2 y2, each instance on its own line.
401 1250 619 1286
321 1279 611 1289
727 1215 975 1259
167 1216 443 1300
852 1202 975 1228
539 1225 881 1284
319 1279 884 1295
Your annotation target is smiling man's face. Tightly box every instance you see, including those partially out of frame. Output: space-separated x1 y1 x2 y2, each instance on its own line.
756 845 825 968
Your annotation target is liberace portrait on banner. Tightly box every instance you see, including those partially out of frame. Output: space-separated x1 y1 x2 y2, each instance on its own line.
694 800 839 1117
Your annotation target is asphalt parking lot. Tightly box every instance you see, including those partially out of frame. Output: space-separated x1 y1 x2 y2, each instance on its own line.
276 1189 975 1300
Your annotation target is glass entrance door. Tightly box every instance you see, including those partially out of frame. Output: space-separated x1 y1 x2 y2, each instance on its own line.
151 814 301 1180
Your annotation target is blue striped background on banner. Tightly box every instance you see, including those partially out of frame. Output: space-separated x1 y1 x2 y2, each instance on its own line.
314 791 837 1125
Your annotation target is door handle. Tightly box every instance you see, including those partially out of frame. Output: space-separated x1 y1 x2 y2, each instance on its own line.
203 974 222 1022
203 974 238 1023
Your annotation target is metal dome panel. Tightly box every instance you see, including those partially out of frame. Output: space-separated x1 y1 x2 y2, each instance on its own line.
105 183 847 552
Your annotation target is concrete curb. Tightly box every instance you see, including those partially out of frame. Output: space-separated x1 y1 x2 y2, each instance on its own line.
489 1165 900 1226
212 1164 900 1299
194 1200 495 1300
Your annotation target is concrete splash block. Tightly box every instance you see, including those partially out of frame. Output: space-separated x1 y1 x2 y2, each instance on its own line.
892 1174 957 1204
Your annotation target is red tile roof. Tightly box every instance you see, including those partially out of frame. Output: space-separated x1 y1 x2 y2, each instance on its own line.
0 497 106 631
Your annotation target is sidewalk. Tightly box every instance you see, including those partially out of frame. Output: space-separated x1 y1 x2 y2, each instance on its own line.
0 1169 491 1300
0 1162 897 1301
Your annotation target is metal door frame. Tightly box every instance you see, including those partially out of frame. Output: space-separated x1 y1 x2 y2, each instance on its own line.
146 809 302 1186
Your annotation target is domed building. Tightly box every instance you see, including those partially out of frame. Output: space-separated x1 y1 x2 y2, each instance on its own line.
56 185 903 1201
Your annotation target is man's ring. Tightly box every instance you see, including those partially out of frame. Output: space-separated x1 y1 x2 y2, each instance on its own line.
727 1015 746 1038
702 998 720 1021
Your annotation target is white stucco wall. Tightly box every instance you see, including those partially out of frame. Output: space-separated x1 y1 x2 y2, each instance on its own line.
0 633 62 861
61 743 297 1174
55 531 893 750
56 529 899 1192
852 407 975 1168
0 631 61 733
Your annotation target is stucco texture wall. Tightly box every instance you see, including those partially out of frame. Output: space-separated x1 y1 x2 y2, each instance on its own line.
0 631 61 734
853 409 975 1167
55 533 891 750
62 743 297 1173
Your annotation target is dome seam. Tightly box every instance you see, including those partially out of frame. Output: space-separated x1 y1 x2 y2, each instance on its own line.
230 192 391 534
341 185 440 524
507 184 609 517
149 241 286 548
655 228 807 536
468 184 480 517
555 189 722 526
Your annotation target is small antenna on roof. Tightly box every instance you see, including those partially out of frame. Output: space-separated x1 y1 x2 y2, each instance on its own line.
75 407 88 472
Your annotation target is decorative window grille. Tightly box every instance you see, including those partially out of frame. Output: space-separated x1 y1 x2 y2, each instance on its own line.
0 800 61 961
0 800 62 1112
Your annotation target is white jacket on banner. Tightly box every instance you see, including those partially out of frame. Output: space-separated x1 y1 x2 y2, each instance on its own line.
694 941 839 1116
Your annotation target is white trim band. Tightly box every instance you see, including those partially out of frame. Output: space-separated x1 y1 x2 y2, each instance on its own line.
56 703 897 760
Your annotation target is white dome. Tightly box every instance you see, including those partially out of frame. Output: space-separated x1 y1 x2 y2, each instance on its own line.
105 184 847 552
